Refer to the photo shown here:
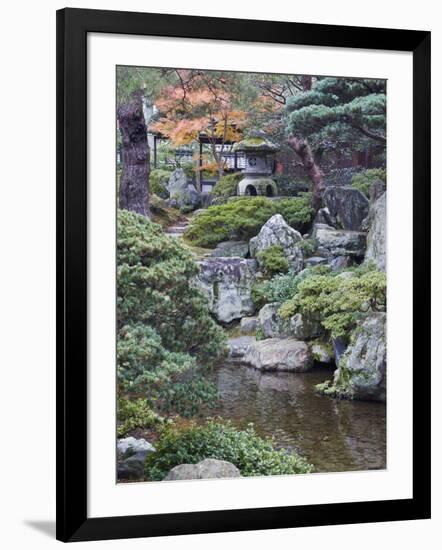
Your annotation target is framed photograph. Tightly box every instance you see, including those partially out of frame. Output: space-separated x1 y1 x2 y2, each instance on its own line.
56 7 431 542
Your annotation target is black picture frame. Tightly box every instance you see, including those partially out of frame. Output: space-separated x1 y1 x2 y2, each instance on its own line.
56 7 431 543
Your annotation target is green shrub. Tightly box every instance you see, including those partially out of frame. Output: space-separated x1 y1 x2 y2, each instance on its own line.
150 169 171 199
117 397 163 437
351 168 386 198
157 378 219 418
144 420 313 480
117 210 226 413
297 238 316 257
185 196 314 248
277 195 315 227
117 323 196 391
210 172 243 198
256 245 289 276
252 266 329 308
279 264 386 338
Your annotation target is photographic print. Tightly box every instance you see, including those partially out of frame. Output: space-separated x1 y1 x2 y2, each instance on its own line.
116 66 387 484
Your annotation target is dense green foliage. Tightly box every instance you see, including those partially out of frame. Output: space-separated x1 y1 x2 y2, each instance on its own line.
286 77 386 153
279 264 386 338
351 168 386 197
252 266 328 308
117 397 163 437
185 196 314 247
210 172 243 198
150 169 171 199
144 421 313 480
117 210 226 413
116 66 173 105
256 245 289 276
156 379 219 418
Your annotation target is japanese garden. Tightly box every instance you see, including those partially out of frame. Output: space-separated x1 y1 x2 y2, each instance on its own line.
116 67 387 482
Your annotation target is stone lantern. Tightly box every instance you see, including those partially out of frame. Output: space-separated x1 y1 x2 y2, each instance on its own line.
233 133 279 196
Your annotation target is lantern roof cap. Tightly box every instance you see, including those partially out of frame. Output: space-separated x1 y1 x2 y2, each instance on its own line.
233 131 279 153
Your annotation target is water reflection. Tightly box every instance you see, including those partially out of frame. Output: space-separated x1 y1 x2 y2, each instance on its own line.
210 364 386 473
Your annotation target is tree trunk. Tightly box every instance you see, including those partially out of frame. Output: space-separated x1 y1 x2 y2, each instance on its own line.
301 75 312 91
117 95 149 216
287 134 325 211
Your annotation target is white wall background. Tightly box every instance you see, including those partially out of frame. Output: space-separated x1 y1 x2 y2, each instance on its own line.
0 1 439 548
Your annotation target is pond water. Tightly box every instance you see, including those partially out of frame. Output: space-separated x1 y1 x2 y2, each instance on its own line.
209 363 386 473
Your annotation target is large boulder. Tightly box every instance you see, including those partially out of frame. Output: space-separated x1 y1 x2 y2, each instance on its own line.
167 168 201 209
312 223 366 259
167 168 187 195
369 180 386 204
258 303 289 338
323 186 369 230
117 451 150 480
289 313 323 340
310 341 335 364
365 192 386 271
211 240 249 258
117 438 156 481
164 459 241 481
258 304 323 340
314 206 336 227
336 313 386 401
196 258 258 323
242 338 313 372
249 214 304 273
174 184 201 210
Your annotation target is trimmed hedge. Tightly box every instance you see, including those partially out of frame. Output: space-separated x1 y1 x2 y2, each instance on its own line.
210 172 243 198
185 196 313 248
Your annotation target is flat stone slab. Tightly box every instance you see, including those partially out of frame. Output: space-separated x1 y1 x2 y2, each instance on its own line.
242 337 313 372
